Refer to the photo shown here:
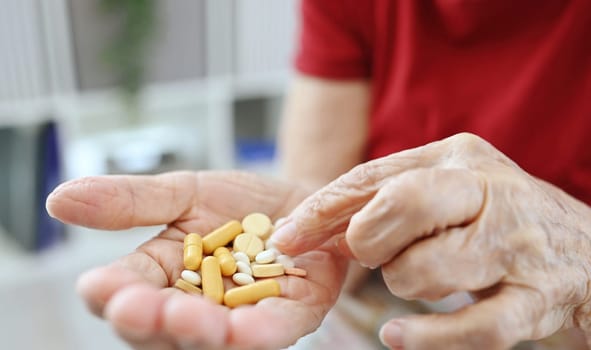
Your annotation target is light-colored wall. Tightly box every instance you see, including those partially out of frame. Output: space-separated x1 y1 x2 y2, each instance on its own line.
68 0 207 91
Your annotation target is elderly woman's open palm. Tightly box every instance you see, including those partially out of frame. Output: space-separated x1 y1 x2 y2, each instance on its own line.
46 171 348 350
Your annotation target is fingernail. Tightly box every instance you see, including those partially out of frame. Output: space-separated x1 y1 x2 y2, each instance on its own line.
359 262 379 270
269 221 296 246
379 320 404 349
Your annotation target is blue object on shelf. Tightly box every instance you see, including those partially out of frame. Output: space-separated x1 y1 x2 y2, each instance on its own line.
236 139 276 162
235 139 277 173
0 121 64 252
36 121 65 251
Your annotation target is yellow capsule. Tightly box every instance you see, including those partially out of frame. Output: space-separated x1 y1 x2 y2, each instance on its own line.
174 278 202 295
184 232 202 246
202 220 243 254
223 279 281 308
183 233 202 270
201 256 224 304
214 247 237 276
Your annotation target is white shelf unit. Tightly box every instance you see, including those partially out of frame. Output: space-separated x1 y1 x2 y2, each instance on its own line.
0 0 297 170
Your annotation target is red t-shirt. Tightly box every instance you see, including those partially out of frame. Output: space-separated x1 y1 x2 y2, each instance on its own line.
295 0 591 204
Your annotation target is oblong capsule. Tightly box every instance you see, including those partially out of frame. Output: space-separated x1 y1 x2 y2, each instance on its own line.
224 279 281 308
201 256 224 304
184 233 202 247
214 247 237 276
202 220 243 254
183 233 202 270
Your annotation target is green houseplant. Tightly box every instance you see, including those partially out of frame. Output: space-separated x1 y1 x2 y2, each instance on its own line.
100 0 157 125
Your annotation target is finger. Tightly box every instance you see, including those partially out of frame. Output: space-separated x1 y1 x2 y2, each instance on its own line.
77 265 145 317
164 294 319 350
105 284 176 350
162 293 229 348
126 337 177 350
77 252 169 317
46 171 197 229
381 227 505 301
272 143 440 255
346 167 485 268
108 284 231 350
379 287 554 350
226 297 321 349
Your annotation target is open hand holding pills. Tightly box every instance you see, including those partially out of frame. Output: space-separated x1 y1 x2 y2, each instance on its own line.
173 213 307 307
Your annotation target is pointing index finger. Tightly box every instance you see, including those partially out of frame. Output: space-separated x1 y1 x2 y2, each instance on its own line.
272 143 437 255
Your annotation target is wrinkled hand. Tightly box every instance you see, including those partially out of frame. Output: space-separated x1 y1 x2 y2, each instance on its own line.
46 171 348 350
272 133 591 350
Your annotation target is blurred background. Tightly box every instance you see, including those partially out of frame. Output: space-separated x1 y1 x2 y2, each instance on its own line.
0 0 303 349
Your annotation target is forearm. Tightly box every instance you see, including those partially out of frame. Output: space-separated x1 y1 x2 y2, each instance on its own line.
278 75 370 190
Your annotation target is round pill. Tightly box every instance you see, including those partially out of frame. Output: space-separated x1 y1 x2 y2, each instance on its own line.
242 213 272 239
233 233 264 260
232 272 255 286
181 270 201 285
255 249 277 264
232 251 250 265
275 254 295 269
236 261 253 275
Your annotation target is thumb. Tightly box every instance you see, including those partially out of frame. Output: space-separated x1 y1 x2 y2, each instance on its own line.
379 287 552 350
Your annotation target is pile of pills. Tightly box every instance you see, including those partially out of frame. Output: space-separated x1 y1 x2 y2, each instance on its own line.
173 213 307 307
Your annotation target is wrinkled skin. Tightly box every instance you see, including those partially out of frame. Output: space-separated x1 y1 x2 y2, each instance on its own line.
46 171 348 350
273 133 591 350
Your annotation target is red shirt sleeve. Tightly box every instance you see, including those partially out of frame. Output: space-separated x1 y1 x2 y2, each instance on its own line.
295 0 371 79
